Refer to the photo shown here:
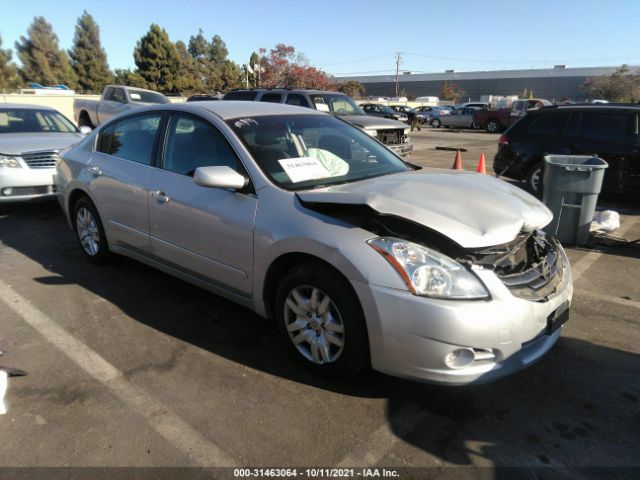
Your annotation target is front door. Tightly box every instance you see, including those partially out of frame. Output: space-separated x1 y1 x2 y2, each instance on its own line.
148 113 257 296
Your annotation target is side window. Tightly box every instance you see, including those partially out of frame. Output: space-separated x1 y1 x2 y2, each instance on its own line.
526 112 569 136
97 114 162 165
260 93 282 103
286 94 310 108
163 114 239 176
578 112 632 142
109 88 126 103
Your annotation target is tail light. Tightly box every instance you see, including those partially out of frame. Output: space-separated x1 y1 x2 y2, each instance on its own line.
498 134 509 146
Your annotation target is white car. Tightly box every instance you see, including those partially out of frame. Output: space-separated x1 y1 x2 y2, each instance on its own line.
0 104 87 201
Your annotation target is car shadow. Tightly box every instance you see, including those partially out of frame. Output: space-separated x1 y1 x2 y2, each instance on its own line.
1 201 639 476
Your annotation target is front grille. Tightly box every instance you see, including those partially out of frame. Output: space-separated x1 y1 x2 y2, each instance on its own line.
376 129 405 145
21 150 59 169
470 231 563 301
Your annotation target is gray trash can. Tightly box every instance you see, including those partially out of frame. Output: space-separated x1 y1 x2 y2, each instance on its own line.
542 155 608 246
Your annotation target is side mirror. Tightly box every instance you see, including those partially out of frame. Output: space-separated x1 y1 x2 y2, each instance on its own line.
79 125 92 135
193 166 248 190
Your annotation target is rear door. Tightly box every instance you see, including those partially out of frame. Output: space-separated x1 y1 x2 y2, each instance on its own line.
566 110 635 194
90 112 165 252
148 112 257 296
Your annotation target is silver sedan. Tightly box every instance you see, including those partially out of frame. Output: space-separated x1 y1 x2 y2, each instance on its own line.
56 101 573 385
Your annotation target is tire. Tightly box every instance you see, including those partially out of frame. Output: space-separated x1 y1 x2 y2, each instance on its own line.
485 119 500 133
73 196 113 265
471 121 481 130
432 118 441 128
275 262 369 378
78 111 94 129
525 162 544 197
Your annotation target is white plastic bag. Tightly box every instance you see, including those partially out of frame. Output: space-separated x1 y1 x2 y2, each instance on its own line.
591 210 620 232
0 370 7 415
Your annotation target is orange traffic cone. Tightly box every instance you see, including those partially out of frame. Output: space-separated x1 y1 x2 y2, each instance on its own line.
452 150 463 170
476 153 486 174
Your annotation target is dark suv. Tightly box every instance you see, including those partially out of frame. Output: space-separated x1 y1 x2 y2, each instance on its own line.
223 89 413 156
494 104 640 197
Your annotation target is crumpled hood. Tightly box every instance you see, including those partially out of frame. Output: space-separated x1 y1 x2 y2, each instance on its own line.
296 169 553 248
0 133 85 155
340 114 408 131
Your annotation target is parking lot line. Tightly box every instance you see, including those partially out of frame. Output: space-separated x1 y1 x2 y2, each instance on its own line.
336 402 429 467
0 279 236 467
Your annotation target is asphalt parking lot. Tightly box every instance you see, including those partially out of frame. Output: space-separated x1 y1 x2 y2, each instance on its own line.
0 131 639 479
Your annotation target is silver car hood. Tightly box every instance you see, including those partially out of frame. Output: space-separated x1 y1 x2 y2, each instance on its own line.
296 169 553 248
0 132 85 155
340 115 407 130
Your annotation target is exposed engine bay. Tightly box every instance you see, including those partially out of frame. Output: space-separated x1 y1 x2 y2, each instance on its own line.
300 201 563 302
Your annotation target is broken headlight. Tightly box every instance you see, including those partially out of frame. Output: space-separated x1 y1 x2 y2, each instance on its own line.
368 237 489 299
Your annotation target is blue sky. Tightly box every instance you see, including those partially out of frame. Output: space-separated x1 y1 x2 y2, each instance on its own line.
2 0 639 77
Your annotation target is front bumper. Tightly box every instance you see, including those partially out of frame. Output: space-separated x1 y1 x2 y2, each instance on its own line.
388 141 414 157
0 167 57 202
354 244 573 385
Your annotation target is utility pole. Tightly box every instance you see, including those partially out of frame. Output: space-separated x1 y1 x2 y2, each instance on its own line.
395 52 403 98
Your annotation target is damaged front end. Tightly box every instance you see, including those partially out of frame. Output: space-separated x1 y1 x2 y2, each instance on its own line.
301 201 564 302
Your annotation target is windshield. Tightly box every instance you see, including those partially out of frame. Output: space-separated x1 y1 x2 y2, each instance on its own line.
128 90 170 104
309 94 365 116
228 114 410 191
0 108 77 134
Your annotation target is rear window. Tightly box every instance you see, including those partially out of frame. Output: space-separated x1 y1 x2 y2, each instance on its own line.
578 112 632 142
526 112 570 136
224 91 259 101
260 93 282 103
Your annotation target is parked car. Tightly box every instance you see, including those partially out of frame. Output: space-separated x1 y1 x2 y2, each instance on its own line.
56 101 573 385
0 104 87 202
456 102 489 110
74 85 170 128
415 106 454 125
389 105 427 124
360 103 408 123
473 99 552 133
223 89 412 156
494 104 640 197
187 94 223 102
436 107 481 129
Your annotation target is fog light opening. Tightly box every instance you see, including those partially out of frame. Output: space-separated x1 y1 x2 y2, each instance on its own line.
445 348 475 369
2 188 12 196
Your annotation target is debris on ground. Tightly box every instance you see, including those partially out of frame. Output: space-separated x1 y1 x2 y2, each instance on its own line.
591 210 620 232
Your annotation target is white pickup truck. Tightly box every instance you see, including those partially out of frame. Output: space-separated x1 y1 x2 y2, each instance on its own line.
74 85 170 128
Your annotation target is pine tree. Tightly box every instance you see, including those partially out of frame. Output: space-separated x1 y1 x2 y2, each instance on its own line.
15 16 77 88
0 36 21 90
69 11 112 92
175 40 203 94
133 24 180 93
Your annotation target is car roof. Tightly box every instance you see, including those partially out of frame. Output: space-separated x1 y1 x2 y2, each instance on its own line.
227 88 348 96
541 103 640 111
168 100 323 120
0 103 57 111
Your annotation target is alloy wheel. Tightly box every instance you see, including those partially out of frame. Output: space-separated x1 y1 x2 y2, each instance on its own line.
76 207 100 256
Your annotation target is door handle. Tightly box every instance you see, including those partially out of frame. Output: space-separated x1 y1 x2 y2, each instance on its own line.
151 190 170 203
87 166 102 176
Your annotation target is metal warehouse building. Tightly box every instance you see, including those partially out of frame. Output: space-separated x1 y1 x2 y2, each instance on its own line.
338 66 627 101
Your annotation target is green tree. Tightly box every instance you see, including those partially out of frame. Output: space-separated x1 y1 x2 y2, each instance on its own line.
0 35 21 90
175 40 203 94
113 68 147 88
582 65 640 102
15 16 77 88
338 80 365 99
133 24 180 93
69 11 112 92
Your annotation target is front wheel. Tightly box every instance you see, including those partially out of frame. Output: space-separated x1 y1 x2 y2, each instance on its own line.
275 262 369 378
432 118 441 128
73 196 113 264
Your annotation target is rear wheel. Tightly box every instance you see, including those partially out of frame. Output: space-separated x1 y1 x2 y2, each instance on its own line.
73 196 113 264
78 111 94 129
275 262 369 378
486 119 500 133
432 118 441 128
525 162 544 196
